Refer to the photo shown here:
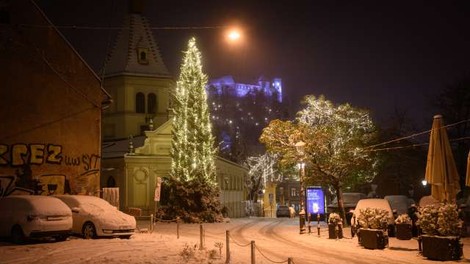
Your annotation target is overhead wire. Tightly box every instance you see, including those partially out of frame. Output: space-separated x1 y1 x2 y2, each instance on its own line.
18 24 226 30
365 118 470 151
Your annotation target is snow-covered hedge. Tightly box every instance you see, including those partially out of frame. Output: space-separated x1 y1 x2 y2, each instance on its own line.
328 213 342 225
417 203 462 236
357 207 390 229
395 214 411 225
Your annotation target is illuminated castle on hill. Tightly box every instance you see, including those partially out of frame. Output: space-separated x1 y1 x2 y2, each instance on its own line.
206 75 286 161
207 75 283 103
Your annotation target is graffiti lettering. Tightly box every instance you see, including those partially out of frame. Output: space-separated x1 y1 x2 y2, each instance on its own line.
12 144 28 166
0 143 99 170
82 154 100 171
47 144 62 164
0 143 63 166
30 144 45 164
64 156 80 166
0 145 7 165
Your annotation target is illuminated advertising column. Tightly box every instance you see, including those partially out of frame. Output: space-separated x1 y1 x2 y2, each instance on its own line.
306 186 326 221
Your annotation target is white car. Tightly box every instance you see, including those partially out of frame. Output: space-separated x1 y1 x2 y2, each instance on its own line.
350 198 395 237
54 195 136 239
0 195 72 244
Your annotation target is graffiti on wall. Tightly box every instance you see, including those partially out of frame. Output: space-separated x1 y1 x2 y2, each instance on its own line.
0 143 100 197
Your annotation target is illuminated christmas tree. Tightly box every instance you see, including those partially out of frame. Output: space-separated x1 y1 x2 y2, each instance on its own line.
163 37 222 223
170 37 216 183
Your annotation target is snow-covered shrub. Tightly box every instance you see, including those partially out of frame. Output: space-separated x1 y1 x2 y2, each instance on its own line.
357 207 390 229
417 203 462 236
395 214 411 225
157 177 224 223
328 213 342 225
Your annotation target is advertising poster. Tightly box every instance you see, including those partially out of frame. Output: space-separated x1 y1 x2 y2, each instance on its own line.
306 186 325 220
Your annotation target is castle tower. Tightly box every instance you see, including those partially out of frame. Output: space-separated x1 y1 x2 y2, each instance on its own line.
102 0 174 140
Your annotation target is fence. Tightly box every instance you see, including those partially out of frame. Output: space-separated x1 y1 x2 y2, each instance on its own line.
200 224 296 264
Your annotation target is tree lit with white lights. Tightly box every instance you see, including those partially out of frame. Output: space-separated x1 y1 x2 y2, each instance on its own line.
170 37 217 183
260 95 379 223
161 38 222 223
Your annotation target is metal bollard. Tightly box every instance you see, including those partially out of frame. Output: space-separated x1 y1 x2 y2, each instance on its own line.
225 230 231 264
251 241 255 264
199 224 205 250
176 217 180 239
317 213 321 237
150 214 154 233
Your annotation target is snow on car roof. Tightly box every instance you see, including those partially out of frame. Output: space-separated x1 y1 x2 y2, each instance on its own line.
352 198 395 225
55 195 132 226
2 195 71 216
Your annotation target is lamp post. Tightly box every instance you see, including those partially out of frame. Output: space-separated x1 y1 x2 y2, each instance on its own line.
295 141 307 234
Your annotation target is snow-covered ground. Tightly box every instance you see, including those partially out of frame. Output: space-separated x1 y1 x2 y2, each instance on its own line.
1 217 469 264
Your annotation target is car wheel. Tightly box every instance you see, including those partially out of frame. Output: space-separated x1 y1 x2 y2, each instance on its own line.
120 235 131 239
11 225 25 244
82 222 96 239
55 235 68 242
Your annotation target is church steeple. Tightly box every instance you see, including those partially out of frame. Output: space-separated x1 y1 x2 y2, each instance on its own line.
101 0 174 140
103 0 170 77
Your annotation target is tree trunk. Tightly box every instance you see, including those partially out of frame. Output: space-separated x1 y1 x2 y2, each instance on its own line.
335 183 347 227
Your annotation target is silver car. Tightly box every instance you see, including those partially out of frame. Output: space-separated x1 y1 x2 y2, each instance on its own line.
54 195 136 239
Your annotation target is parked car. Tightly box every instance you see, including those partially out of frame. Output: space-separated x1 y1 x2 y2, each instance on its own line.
0 195 72 244
276 205 294 218
350 198 395 237
327 192 366 224
384 195 415 216
54 195 136 239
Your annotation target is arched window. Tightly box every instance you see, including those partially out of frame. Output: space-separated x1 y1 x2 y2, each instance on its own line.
140 51 146 61
148 93 157 114
136 92 145 113
106 176 116 187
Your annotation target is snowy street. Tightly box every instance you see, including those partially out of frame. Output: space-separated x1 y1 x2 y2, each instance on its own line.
1 217 469 264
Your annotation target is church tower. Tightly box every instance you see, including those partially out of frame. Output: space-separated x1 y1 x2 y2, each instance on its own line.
102 0 174 140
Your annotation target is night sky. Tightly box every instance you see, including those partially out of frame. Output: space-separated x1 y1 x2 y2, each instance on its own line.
37 0 470 127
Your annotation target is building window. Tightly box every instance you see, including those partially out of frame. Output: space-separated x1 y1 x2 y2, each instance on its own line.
148 93 157 114
136 92 145 113
137 48 149 65
291 187 297 197
106 176 116 187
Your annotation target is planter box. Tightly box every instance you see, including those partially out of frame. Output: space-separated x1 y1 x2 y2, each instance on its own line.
421 235 462 261
396 224 412 240
358 228 388 249
328 224 343 239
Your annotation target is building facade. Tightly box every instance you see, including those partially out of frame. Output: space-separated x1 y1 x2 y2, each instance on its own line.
0 0 110 196
101 120 248 218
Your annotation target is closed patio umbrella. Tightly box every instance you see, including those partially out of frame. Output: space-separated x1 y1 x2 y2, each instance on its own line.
424 115 460 203
466 151 470 187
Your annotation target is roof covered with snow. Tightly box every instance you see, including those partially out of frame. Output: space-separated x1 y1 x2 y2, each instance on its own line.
103 12 170 78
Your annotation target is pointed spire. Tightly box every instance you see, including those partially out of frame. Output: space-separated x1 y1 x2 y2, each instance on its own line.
103 2 170 78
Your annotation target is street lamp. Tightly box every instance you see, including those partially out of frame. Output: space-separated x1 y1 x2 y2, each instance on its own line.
295 141 306 234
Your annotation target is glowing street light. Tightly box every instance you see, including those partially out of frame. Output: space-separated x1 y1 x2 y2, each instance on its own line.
227 29 241 41
295 141 307 234
225 28 243 44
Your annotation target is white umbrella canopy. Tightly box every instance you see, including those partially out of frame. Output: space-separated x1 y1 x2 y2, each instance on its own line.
424 115 460 203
